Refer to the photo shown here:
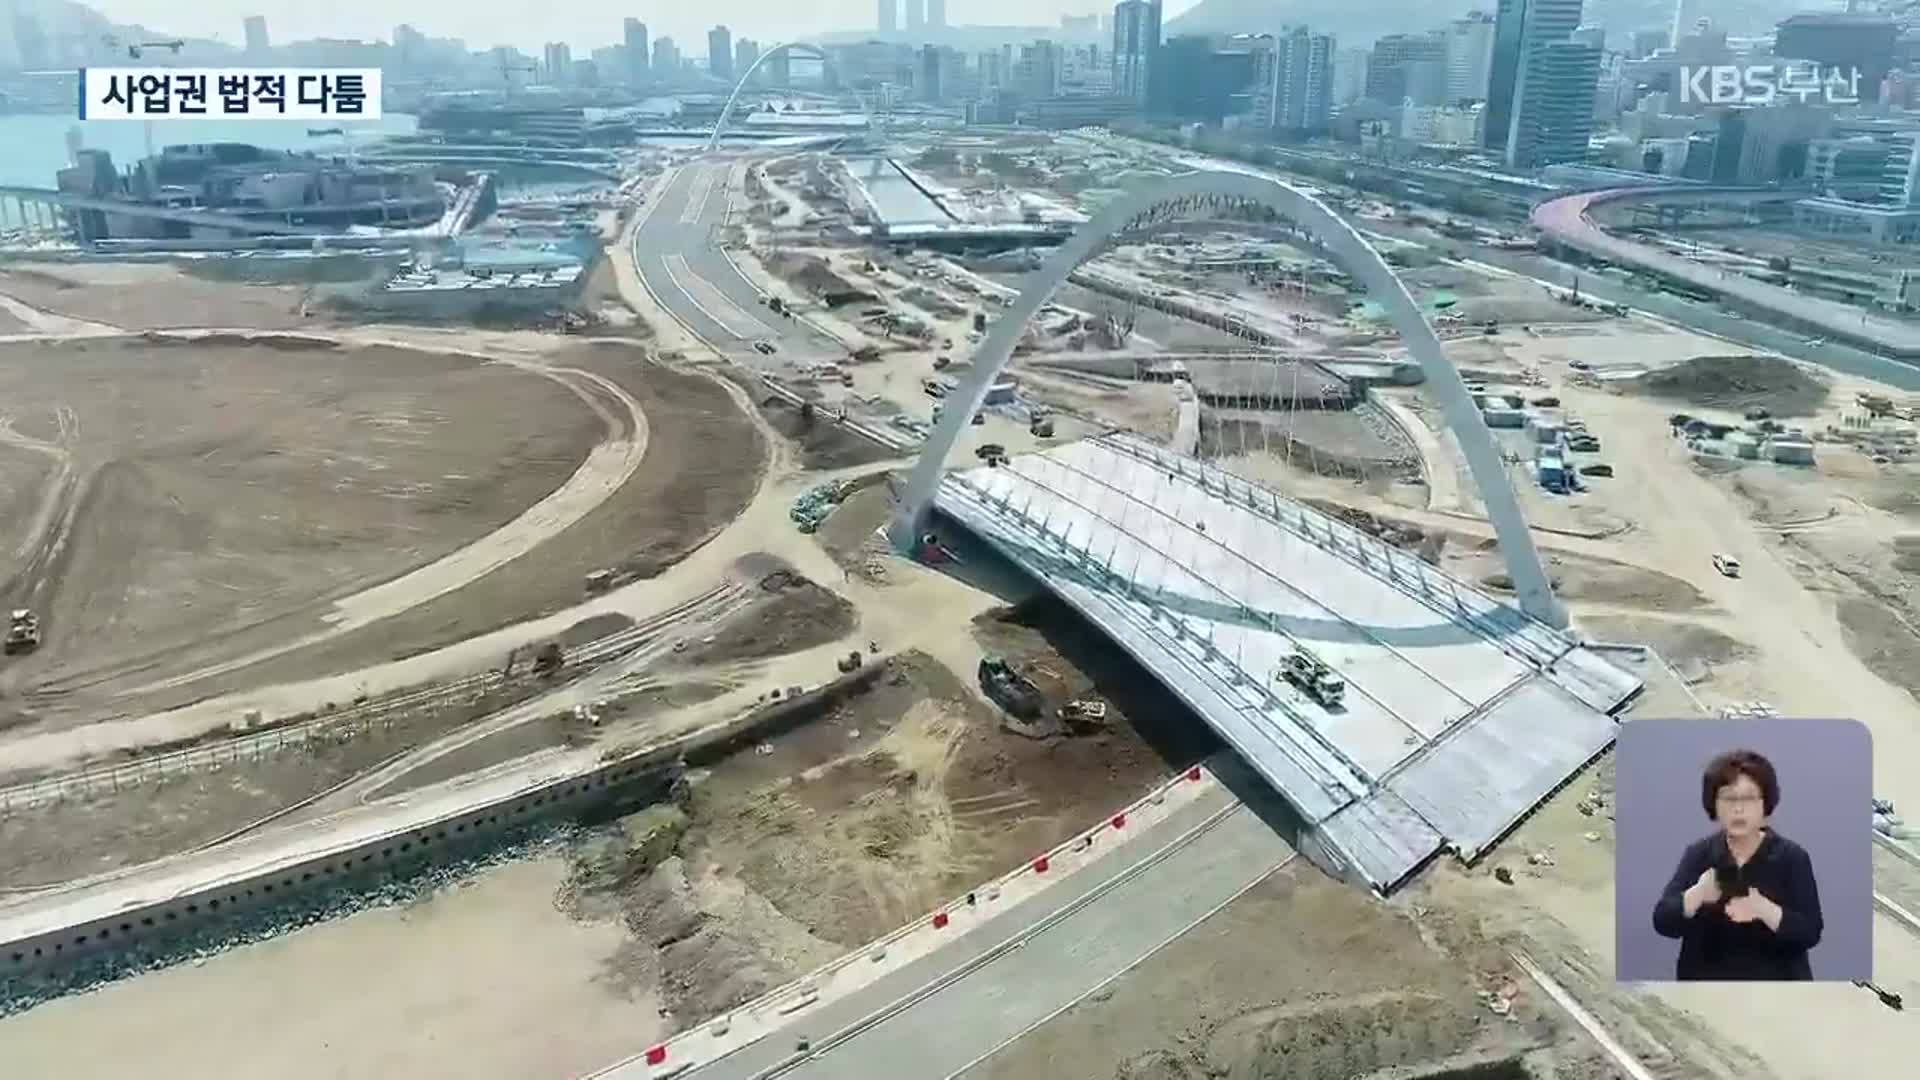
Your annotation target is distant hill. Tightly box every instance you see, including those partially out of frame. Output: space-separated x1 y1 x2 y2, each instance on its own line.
2 0 232 68
1166 0 1833 48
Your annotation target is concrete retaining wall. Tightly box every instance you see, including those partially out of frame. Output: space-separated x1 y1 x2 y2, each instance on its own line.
1 750 677 979
2 655 891 985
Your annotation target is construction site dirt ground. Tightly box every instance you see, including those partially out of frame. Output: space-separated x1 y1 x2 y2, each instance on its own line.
0 263 321 331
21 343 766 725
966 859 1605 1080
717 367 902 473
0 853 659 1080
558 639 1219 1030
0 633 1225 1079
0 334 602 730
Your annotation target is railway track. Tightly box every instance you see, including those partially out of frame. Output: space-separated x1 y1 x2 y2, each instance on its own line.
0 583 743 815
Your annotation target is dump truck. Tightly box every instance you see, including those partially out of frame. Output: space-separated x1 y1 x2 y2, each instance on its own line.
1279 645 1344 708
979 656 1044 720
5 610 39 654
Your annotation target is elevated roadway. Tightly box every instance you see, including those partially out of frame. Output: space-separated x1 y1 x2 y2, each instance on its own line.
0 184 329 237
1531 186 1920 360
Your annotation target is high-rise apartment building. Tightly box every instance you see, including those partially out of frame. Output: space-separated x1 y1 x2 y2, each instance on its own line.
1446 12 1496 104
1253 28 1335 134
736 39 760 82
907 0 926 34
543 42 573 84
1485 0 1585 157
929 0 947 31
625 19 650 82
879 0 897 35
1112 1 1162 105
243 15 270 54
709 26 734 80
1017 40 1062 100
652 36 679 76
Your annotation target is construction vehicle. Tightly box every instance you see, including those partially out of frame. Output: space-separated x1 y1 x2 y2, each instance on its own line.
5 610 40 654
1060 698 1107 726
836 650 865 674
979 656 1044 720
976 442 1007 462
1279 645 1345 708
1029 415 1055 438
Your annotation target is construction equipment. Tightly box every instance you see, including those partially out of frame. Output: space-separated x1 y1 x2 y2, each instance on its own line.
1060 698 1107 725
836 650 864 673
5 610 40 654
1029 416 1055 438
1279 645 1345 708
978 656 1044 720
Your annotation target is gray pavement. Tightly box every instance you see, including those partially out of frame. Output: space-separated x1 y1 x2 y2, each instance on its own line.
667 775 1295 1080
1366 218 1920 392
632 163 842 362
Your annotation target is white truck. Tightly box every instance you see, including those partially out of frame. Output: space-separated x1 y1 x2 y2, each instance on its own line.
5 609 41 654
1279 645 1345 708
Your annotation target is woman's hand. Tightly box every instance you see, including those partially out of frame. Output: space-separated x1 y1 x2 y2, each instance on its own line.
1683 867 1722 916
1727 890 1784 931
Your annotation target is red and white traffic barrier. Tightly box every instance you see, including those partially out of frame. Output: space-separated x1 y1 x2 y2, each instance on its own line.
592 762 1219 1078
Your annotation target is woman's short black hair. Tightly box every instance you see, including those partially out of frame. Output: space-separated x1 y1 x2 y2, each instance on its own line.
1701 748 1780 819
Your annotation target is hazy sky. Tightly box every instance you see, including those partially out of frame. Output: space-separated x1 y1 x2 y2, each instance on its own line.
88 0 1205 55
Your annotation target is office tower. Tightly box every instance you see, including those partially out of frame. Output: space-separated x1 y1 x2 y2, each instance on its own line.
1506 39 1600 167
243 15 270 54
709 26 734 80
1112 1 1162 105
879 0 897 35
930 0 947 31
907 0 926 34
1368 32 1447 106
1485 0 1584 154
1446 12 1496 104
625 19 650 81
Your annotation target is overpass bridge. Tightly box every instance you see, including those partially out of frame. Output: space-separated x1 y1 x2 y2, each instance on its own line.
1531 185 1920 359
0 185 331 238
933 432 1640 891
897 170 1643 892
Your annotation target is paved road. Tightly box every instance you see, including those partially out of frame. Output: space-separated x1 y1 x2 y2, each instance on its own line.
661 758 1297 1080
632 162 841 362
1532 189 1920 360
1362 218 1920 392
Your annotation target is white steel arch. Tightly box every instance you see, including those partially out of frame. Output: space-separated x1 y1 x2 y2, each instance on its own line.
705 42 835 151
891 169 1567 629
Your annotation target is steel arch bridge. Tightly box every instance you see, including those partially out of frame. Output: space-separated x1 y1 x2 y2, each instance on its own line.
892 169 1567 629
706 42 858 151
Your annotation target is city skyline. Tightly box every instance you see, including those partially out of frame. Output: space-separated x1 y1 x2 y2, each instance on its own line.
70 0 1208 55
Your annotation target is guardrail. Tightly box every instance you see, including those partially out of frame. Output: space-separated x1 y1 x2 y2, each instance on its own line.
598 763 1222 1079
0 585 740 816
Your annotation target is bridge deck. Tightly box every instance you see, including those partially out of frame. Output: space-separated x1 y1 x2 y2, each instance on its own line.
934 434 1640 891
